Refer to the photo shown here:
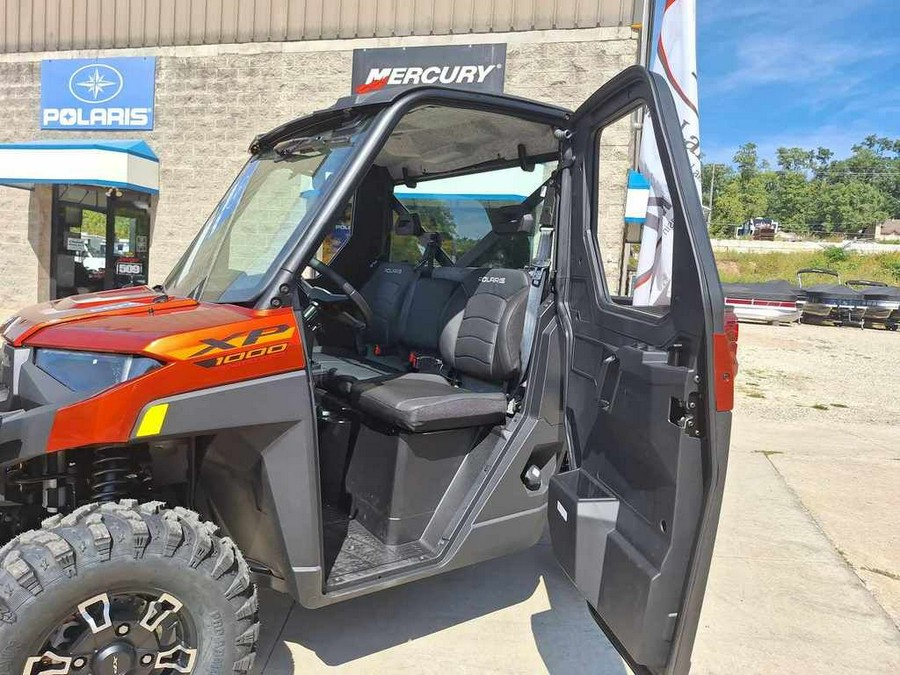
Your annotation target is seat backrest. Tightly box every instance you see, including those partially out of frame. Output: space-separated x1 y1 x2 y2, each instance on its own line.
439 268 529 383
359 262 417 347
397 266 487 354
397 275 459 352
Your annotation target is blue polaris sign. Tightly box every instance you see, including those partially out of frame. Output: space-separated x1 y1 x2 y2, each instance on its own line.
40 57 156 130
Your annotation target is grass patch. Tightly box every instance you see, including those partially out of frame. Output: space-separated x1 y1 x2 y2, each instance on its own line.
861 566 900 582
811 403 830 411
715 249 900 284
753 450 783 457
745 391 766 399
830 403 849 408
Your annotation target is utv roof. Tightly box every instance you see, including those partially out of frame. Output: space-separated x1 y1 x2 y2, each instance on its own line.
252 85 572 153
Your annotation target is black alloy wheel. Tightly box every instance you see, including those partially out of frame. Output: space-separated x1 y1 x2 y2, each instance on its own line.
0 501 259 674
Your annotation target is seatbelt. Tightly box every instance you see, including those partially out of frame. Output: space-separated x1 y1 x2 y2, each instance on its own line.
518 226 554 385
515 175 559 389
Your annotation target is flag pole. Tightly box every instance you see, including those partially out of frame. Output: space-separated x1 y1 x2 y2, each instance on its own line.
633 0 656 170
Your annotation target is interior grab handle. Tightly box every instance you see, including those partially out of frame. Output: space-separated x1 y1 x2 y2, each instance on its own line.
597 354 619 411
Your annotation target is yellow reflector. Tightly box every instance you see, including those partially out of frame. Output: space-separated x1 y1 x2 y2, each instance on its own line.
136 403 169 437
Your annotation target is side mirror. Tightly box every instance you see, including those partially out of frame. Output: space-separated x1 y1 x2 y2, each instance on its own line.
395 213 423 236
492 212 535 235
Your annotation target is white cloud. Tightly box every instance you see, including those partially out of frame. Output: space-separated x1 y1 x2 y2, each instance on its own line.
701 0 894 104
708 37 894 94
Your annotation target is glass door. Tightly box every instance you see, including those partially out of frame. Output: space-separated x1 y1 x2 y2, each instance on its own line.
108 200 150 290
51 186 151 299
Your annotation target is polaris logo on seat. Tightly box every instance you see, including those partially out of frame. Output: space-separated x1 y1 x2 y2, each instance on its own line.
383 268 405 274
479 276 507 285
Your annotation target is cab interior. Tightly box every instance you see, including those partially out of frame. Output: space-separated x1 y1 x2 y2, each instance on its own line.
303 104 564 588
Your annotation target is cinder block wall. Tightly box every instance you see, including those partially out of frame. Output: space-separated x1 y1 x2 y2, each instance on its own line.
0 27 638 313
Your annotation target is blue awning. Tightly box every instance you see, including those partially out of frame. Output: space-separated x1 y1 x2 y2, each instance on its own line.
0 139 160 193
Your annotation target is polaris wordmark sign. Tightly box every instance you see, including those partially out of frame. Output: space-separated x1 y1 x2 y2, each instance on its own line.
352 44 506 96
40 57 156 130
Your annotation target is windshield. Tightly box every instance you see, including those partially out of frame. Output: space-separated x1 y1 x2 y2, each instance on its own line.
165 117 371 303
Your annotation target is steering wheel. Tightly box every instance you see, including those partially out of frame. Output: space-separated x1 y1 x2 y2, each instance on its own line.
301 257 374 329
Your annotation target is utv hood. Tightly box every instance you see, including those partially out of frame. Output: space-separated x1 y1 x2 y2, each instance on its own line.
2 287 291 362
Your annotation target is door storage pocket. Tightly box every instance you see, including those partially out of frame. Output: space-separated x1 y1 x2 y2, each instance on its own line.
547 468 620 602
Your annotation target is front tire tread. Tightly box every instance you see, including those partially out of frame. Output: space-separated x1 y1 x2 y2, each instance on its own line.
0 500 258 673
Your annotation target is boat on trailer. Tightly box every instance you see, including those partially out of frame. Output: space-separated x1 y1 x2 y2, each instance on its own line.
722 280 803 324
848 280 900 330
797 268 863 327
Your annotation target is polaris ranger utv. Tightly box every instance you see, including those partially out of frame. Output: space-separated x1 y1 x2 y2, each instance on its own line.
0 66 735 675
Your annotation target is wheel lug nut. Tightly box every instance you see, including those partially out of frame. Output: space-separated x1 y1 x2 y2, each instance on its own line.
141 654 154 666
72 657 87 669
116 623 130 636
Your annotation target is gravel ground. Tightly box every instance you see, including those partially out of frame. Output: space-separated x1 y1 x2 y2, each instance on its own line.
733 322 900 426
727 319 900 636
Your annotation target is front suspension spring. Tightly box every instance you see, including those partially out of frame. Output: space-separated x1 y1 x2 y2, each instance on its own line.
90 449 134 502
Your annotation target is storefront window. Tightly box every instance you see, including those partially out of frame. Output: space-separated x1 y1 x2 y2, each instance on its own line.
52 186 152 299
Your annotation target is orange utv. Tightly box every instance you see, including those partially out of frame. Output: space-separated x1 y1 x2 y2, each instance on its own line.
0 67 735 675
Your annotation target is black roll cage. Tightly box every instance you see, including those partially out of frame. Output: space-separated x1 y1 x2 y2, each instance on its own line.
253 87 571 311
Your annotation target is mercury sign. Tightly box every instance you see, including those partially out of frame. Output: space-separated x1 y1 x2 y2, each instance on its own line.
40 57 156 130
352 44 506 96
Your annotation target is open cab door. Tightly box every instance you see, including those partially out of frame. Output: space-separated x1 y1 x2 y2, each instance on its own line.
548 66 734 675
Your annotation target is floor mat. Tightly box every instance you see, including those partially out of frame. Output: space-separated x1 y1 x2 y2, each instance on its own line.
323 506 431 585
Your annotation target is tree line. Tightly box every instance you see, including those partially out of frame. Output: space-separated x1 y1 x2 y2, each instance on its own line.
701 136 900 238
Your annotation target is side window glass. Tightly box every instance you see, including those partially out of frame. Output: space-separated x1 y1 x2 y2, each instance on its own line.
595 103 672 312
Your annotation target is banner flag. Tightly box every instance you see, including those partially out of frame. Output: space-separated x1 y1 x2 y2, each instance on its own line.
633 0 700 306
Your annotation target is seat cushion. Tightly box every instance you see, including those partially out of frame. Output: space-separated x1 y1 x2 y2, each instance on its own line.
353 373 508 433
312 349 403 396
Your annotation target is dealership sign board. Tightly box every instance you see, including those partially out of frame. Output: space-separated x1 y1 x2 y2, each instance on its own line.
351 44 506 96
41 57 156 130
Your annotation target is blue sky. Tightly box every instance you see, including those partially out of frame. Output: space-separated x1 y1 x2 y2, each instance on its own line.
693 0 900 166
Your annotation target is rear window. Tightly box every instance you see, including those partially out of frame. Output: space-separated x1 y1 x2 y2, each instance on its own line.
390 163 555 268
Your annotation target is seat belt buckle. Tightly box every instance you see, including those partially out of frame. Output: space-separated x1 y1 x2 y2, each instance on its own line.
374 344 382 356
414 355 443 372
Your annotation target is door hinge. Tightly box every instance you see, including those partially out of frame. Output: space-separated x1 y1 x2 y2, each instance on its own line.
682 390 705 438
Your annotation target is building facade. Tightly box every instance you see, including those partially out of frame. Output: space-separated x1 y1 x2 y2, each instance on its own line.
0 0 647 314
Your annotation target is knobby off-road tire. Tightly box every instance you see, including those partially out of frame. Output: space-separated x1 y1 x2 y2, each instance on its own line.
0 500 259 674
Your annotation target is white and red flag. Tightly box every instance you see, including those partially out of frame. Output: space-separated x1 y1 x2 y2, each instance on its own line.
632 0 701 306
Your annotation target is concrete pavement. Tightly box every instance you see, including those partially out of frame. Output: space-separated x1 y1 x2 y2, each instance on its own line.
692 416 900 674
254 539 628 674
253 324 900 674
252 415 900 674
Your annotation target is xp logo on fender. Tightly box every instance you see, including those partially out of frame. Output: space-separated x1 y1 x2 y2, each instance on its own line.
41 57 156 130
